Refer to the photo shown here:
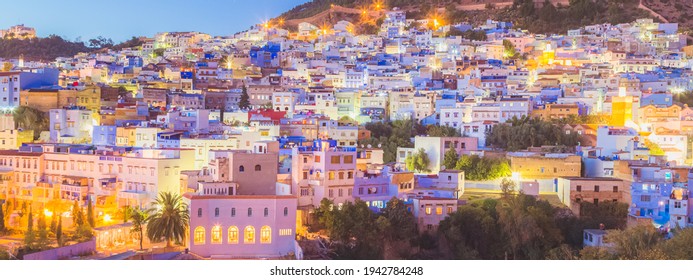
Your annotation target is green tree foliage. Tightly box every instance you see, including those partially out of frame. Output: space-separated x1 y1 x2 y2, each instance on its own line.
56 216 64 247
313 198 418 260
438 200 503 259
87 36 114 49
13 106 48 140
146 192 189 248
238 85 251 110
0 202 5 234
24 207 35 250
508 0 648 35
674 91 693 107
426 125 461 137
589 225 665 260
377 198 418 259
0 35 91 61
486 116 581 151
86 199 95 228
35 211 50 251
502 39 518 59
497 194 563 259
454 155 511 181
405 148 430 173
359 119 424 163
656 228 693 259
442 148 459 170
112 36 143 51
129 208 150 251
152 48 165 58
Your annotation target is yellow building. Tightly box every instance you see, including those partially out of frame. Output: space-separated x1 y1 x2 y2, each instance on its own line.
75 86 102 122
510 154 582 179
610 96 634 127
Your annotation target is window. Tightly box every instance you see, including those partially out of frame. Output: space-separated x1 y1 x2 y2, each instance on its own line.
343 155 353 163
284 207 288 216
248 207 253 217
194 226 205 245
593 198 599 205
228 226 239 244
214 208 219 217
244 226 255 244
613 186 618 192
303 172 308 180
260 226 271 244
239 165 245 172
447 206 454 214
436 206 443 215
264 207 269 217
255 164 261 171
231 208 236 217
347 171 353 179
211 226 222 244
425 206 432 215
576 185 581 192
338 172 344 180
331 156 340 164
328 172 335 180
315 156 321 163
197 208 202 217
594 185 600 192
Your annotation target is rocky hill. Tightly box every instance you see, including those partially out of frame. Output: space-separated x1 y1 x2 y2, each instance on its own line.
276 0 656 35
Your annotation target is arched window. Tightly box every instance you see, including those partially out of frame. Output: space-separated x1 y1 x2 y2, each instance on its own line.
244 226 255 244
228 226 239 244
255 164 261 171
239 165 245 172
261 226 271 244
264 207 269 217
248 207 252 217
194 226 205 245
283 207 288 217
211 225 222 244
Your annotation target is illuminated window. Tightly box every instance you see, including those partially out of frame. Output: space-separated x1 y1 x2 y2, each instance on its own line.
425 206 432 215
211 226 222 244
228 226 239 244
244 226 255 244
260 226 271 244
329 172 335 180
436 206 443 215
194 226 205 245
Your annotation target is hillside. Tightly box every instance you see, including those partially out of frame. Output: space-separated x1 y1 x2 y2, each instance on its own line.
277 0 656 35
642 0 693 32
0 35 142 62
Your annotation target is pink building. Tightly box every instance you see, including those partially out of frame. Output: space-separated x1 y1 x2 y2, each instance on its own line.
290 142 357 208
186 194 298 259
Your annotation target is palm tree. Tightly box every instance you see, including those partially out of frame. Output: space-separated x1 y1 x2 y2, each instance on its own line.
146 192 189 248
129 207 151 251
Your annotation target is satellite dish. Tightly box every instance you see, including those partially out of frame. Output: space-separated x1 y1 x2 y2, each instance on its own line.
378 143 382 148
367 144 372 148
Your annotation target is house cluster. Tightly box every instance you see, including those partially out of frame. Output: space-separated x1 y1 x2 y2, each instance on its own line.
1 11 693 257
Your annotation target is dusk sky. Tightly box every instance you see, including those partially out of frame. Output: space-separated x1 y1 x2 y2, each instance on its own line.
0 0 310 42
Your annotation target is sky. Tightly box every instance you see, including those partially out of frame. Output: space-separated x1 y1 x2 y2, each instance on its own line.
0 0 310 42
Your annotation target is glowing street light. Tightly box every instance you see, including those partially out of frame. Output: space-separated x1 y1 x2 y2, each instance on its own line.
44 209 53 218
103 214 112 223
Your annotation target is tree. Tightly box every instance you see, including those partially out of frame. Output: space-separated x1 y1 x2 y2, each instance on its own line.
502 39 518 59
129 208 150 251
146 192 189 248
1 62 12 72
426 125 461 137
0 202 5 234
86 199 95 228
606 225 664 260
72 200 85 228
313 199 383 259
442 148 459 171
438 202 503 259
238 85 250 110
24 206 35 250
378 198 418 259
657 228 693 259
35 211 50 250
405 148 430 173
56 216 64 247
